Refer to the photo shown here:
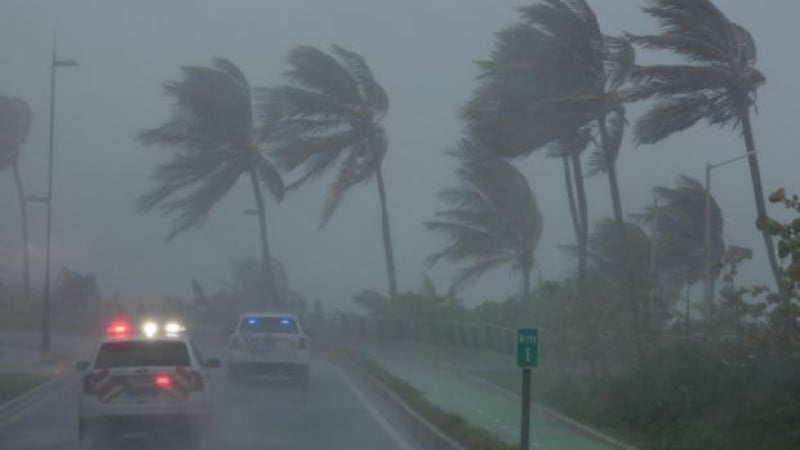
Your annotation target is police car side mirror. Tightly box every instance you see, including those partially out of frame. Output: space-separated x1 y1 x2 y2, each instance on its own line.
75 361 89 372
204 358 221 369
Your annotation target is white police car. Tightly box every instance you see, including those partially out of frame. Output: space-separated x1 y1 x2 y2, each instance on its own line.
225 313 310 385
76 320 219 449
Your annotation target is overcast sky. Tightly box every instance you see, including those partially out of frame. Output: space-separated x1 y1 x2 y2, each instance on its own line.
1 0 798 310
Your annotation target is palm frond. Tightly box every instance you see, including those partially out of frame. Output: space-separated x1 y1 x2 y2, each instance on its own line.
330 44 389 115
284 46 361 105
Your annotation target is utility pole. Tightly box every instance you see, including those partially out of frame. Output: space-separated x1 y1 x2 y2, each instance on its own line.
40 35 77 354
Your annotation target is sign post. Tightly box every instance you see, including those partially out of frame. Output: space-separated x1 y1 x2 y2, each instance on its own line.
516 328 539 450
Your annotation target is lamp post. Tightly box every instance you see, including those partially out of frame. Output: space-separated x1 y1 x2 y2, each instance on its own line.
702 151 758 333
40 36 78 354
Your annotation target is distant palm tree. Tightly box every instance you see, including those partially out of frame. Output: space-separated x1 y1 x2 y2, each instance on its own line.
265 45 397 296
425 139 543 300
464 0 635 225
627 0 781 296
639 175 724 291
0 95 33 304
138 58 284 305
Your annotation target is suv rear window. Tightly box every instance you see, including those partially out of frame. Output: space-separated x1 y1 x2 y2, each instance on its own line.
239 317 299 334
94 341 191 368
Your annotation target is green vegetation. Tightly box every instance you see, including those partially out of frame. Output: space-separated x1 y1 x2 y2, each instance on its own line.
0 373 48 404
138 58 285 305
426 139 542 300
268 45 398 297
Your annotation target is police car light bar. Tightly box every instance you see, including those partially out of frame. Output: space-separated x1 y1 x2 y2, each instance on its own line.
106 320 130 337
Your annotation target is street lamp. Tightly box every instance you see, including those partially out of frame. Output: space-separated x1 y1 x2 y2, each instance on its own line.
702 151 758 328
40 36 78 354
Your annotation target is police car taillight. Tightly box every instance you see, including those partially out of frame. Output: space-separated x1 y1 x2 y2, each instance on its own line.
154 374 172 388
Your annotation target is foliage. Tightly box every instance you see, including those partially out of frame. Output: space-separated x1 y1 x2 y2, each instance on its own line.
760 189 800 288
628 0 765 144
426 139 542 294
353 276 463 319
266 44 389 223
138 58 284 238
54 268 100 306
638 175 724 287
0 95 31 169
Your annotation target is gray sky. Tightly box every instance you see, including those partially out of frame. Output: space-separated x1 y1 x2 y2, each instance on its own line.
1 0 798 310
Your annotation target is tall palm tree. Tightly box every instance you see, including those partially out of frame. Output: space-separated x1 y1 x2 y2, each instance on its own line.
0 95 33 304
637 175 724 322
627 0 781 297
138 58 285 305
265 45 397 296
425 139 543 300
464 0 635 225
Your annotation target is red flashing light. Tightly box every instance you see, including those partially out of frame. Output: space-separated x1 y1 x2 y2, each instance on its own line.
154 374 172 388
106 321 130 337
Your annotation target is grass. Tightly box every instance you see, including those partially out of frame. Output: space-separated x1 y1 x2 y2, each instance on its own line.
0 373 49 404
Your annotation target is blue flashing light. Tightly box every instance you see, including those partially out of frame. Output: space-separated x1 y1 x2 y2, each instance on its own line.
280 319 290 325
247 319 257 325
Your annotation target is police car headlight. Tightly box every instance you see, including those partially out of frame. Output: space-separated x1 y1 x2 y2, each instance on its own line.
142 320 159 338
164 321 185 335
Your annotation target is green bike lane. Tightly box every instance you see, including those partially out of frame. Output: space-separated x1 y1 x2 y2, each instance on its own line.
351 341 627 450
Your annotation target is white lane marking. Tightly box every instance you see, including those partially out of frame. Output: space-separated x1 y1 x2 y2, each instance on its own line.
0 378 73 428
333 365 416 450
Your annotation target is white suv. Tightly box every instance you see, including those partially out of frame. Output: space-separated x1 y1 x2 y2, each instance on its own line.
225 313 310 385
76 323 219 449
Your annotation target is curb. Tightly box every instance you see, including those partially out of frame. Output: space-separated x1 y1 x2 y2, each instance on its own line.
0 375 73 428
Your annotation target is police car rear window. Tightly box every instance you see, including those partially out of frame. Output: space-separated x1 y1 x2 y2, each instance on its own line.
95 341 191 368
240 317 299 334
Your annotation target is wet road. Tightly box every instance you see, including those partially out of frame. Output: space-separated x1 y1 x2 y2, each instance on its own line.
0 357 415 450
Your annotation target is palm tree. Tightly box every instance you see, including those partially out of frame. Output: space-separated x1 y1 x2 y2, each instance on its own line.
464 0 635 225
0 95 33 304
265 45 397 296
425 139 543 301
138 58 285 305
637 175 724 333
627 0 782 298
639 176 724 293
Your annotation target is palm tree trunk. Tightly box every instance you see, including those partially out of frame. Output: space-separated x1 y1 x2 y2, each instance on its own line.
562 156 582 253
12 163 30 304
375 165 398 298
570 152 589 291
248 169 280 305
740 108 789 336
597 119 624 224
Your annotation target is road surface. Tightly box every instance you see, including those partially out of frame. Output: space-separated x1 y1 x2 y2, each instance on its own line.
0 356 416 450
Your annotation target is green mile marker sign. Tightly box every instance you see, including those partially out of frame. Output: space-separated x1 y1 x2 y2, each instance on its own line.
516 328 539 368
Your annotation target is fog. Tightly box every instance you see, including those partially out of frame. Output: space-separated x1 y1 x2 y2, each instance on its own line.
1 0 799 310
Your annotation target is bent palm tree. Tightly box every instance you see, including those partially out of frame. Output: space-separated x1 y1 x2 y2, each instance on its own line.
0 96 33 304
628 0 781 297
425 139 543 300
465 0 635 225
265 45 397 296
139 58 284 305
637 175 724 323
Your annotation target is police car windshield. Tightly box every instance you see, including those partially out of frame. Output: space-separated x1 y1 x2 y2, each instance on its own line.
95 341 190 368
240 317 298 334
